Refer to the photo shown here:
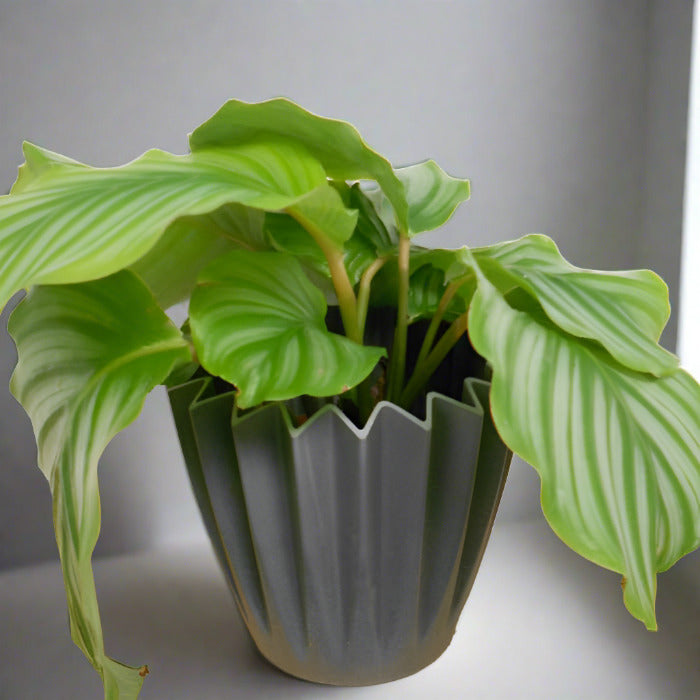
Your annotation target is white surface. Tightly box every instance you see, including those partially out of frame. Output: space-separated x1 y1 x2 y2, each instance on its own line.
1 517 698 700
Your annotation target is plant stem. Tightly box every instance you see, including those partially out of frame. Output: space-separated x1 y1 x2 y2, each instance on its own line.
289 211 362 344
387 233 410 402
357 256 388 339
414 278 466 368
399 310 469 410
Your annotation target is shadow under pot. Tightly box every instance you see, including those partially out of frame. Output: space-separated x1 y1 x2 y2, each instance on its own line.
168 368 511 686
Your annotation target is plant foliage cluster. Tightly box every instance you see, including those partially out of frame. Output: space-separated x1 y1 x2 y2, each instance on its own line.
0 99 698 699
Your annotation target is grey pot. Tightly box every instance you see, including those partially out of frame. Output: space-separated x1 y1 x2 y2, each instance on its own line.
168 374 511 686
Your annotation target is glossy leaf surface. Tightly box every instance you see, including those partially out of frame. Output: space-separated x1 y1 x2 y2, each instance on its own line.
190 250 385 407
370 246 474 321
9 271 191 699
364 160 470 236
0 139 326 312
467 268 700 630
130 204 267 308
473 234 677 375
189 97 408 231
286 182 359 251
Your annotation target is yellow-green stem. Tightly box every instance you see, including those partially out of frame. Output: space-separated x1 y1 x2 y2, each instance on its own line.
399 311 469 410
288 210 361 344
414 278 467 368
387 233 411 403
357 256 388 339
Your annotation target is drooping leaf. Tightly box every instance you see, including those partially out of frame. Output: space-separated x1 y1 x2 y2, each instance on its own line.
131 204 267 308
189 97 408 231
190 250 385 408
473 234 677 375
8 271 191 699
364 160 470 236
467 267 700 630
0 139 327 312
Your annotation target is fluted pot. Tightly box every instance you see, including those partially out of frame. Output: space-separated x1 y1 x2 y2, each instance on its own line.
168 372 511 686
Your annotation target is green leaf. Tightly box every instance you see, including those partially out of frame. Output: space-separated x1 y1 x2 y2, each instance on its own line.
130 204 267 308
0 139 327 312
370 246 474 321
189 97 408 231
286 182 359 251
266 183 399 286
467 267 700 630
343 184 398 282
473 234 677 375
364 160 470 236
8 271 191 699
265 212 330 277
190 250 385 408
397 160 470 235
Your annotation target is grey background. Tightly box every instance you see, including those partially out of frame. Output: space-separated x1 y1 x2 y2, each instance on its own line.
0 0 694 573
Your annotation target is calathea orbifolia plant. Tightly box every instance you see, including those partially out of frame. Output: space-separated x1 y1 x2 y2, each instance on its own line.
1 98 698 699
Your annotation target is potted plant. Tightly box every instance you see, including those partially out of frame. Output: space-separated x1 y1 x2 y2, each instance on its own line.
0 98 698 700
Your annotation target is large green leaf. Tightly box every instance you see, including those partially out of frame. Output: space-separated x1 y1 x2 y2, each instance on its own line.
467 268 700 630
130 203 267 308
364 160 470 236
473 234 677 375
189 97 408 232
0 139 327 312
8 271 191 699
190 250 385 407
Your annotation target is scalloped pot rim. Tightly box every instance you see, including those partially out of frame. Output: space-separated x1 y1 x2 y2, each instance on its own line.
175 375 490 440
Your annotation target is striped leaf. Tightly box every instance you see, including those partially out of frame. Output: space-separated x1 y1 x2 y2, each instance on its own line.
8 271 191 699
0 139 327 312
467 269 700 630
130 204 267 308
190 250 385 408
286 182 359 251
365 160 470 236
189 97 408 232
370 246 474 321
473 234 677 375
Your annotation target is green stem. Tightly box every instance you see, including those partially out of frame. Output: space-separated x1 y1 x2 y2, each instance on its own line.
399 311 469 410
289 211 361 344
356 256 388 424
387 233 410 402
414 278 467 368
357 256 388 339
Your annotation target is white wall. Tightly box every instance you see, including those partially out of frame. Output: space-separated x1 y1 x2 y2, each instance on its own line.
681 0 700 377
0 1 692 568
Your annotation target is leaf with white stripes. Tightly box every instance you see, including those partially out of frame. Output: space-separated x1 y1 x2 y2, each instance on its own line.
190 250 385 408
189 97 408 232
467 269 700 630
473 234 677 375
364 160 470 236
130 203 267 308
8 271 191 699
0 138 327 312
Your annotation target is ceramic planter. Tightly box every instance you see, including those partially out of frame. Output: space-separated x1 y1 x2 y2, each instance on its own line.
168 368 511 686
